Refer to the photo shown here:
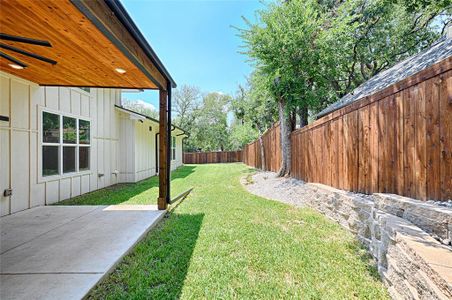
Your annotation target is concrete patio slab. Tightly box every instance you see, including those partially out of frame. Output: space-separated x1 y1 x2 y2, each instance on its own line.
0 205 165 300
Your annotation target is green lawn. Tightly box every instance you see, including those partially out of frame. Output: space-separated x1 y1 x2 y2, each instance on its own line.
65 164 388 299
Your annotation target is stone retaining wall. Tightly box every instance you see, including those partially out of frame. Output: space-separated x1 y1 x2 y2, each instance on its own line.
302 183 452 300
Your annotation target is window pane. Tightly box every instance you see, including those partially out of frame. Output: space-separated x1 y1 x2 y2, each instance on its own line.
63 146 76 173
79 120 90 144
80 87 90 93
172 149 176 160
43 112 60 143
63 117 76 144
79 147 90 171
43 146 59 176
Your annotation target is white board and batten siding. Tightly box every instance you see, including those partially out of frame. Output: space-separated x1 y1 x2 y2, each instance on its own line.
173 135 184 170
0 72 121 216
117 111 185 183
134 120 157 182
1 72 186 216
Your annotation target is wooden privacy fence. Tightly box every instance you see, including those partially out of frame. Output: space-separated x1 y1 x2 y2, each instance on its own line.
242 123 281 172
183 151 242 164
242 59 452 201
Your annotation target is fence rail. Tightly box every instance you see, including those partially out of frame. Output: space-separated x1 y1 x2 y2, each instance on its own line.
242 59 452 201
183 151 242 164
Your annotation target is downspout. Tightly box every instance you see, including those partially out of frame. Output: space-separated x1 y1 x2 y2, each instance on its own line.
155 132 160 173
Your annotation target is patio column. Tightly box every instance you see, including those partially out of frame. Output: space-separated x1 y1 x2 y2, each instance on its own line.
158 87 169 210
166 82 172 205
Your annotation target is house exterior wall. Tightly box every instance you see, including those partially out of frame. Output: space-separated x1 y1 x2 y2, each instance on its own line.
173 135 184 169
0 72 121 216
118 115 184 182
0 72 185 216
134 120 157 182
118 113 136 183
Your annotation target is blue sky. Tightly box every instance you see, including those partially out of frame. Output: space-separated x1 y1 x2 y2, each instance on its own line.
122 0 265 111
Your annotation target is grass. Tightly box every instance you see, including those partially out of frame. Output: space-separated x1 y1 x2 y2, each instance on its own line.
66 163 388 299
58 165 197 205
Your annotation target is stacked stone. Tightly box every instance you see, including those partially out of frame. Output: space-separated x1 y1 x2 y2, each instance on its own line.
301 183 452 300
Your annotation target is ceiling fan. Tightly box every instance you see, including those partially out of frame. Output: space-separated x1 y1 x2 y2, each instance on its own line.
0 33 57 69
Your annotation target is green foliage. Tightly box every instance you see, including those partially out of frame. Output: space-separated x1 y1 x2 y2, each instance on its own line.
173 85 201 130
239 0 332 114
186 92 231 151
63 116 76 143
227 70 279 150
231 71 278 134
238 0 451 117
322 0 449 100
122 99 159 119
228 121 259 150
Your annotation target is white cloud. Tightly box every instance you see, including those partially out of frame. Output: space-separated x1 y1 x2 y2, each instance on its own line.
134 99 156 111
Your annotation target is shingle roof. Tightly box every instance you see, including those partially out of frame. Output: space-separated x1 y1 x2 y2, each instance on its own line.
316 35 452 119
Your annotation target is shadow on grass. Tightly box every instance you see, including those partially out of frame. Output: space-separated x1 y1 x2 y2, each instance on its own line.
58 165 197 206
241 167 258 174
88 212 204 299
347 241 382 281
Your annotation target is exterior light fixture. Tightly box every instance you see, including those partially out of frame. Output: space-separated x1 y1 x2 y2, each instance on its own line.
115 68 126 74
9 63 25 70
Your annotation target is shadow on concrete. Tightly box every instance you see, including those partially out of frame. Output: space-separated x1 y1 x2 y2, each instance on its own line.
87 212 204 299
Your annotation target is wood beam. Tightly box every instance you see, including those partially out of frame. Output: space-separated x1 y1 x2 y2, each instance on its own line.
75 0 168 90
166 82 172 203
0 0 160 89
158 88 169 210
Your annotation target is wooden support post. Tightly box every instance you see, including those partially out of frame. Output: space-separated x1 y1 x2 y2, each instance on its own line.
158 88 168 210
167 81 172 205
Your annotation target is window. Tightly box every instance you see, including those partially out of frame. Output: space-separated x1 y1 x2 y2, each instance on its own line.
41 111 91 177
171 136 176 160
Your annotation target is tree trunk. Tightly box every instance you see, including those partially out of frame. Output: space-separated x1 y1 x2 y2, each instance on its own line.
290 110 296 131
298 106 308 127
258 128 266 171
277 96 292 177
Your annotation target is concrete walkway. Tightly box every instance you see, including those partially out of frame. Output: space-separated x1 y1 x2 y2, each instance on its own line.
0 205 165 300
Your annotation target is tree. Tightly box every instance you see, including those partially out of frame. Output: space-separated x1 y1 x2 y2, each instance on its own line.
231 71 278 168
238 0 450 176
321 0 450 100
238 0 328 176
188 92 231 151
122 99 159 119
228 121 259 151
173 85 201 129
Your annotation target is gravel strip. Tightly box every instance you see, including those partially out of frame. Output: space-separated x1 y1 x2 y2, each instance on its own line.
243 170 452 209
243 171 308 207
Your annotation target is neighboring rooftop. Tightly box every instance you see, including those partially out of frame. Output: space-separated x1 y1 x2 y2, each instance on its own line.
316 34 452 119
115 105 189 136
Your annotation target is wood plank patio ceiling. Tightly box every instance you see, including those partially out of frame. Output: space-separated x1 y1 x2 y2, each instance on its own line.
0 0 166 89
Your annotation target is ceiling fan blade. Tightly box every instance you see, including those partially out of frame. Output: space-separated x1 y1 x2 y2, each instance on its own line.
0 43 57 65
0 51 28 68
0 33 51 47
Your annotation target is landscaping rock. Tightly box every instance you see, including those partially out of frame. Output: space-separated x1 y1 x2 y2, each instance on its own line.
243 170 452 300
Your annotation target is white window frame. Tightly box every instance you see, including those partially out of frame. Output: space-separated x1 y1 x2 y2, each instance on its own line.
171 136 176 161
38 107 92 182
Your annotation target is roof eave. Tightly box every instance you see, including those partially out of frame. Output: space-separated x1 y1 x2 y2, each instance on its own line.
105 0 177 88
115 105 188 135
